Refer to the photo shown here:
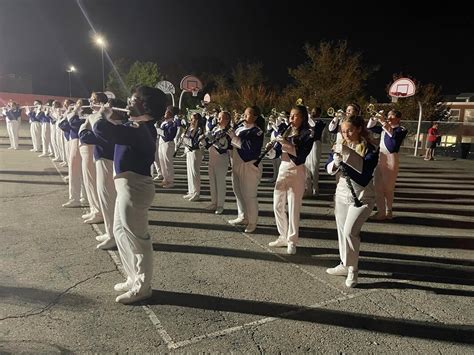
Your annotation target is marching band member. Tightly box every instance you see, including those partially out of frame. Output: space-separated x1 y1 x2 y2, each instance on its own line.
60 99 86 208
268 105 314 254
77 93 105 224
49 100 62 161
182 113 205 201
227 106 264 233
38 100 53 157
58 100 75 167
152 120 163 181
265 113 284 183
304 107 326 197
157 106 178 188
2 100 21 150
204 111 232 214
91 85 167 304
26 100 43 152
325 115 379 288
328 103 361 136
79 98 128 249
368 109 407 220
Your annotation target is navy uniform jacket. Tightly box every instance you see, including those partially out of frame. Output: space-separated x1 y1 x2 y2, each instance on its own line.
205 126 232 154
93 119 156 177
183 126 204 151
29 111 43 123
233 125 264 162
69 114 85 140
6 108 21 120
275 127 314 166
158 120 178 142
311 119 326 142
325 143 379 187
369 125 407 153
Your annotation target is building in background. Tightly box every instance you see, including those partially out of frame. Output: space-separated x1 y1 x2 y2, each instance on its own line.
0 73 33 94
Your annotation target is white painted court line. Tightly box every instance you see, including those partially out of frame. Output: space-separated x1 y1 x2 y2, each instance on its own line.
51 158 377 349
170 288 379 350
51 159 177 349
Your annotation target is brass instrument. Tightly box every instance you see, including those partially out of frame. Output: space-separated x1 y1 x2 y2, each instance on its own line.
366 103 384 120
327 107 345 119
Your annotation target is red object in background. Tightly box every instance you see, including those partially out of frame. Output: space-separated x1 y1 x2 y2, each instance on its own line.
0 91 79 120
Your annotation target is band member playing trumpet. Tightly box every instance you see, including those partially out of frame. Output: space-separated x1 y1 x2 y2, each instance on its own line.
204 111 233 214
325 115 379 287
157 106 178 188
182 112 206 201
2 100 21 150
328 103 361 135
90 85 167 304
268 105 314 255
227 106 264 233
367 109 407 220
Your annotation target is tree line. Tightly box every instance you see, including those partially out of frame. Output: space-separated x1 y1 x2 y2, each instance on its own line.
106 41 450 121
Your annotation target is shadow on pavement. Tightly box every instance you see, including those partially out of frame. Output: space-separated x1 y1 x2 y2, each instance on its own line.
143 290 474 344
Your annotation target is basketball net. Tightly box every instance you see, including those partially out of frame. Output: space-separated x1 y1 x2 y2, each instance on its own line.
191 89 199 97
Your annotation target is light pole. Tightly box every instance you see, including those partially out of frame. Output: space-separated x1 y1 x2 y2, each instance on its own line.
66 66 76 98
94 34 106 91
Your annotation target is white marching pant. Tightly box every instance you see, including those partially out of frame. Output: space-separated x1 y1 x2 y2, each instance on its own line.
186 149 202 197
271 158 281 180
41 122 52 155
334 195 374 270
153 139 162 177
231 151 262 225
65 137 71 163
305 140 322 194
114 172 155 293
67 139 82 201
158 139 175 184
96 158 116 238
57 129 66 162
30 121 41 151
374 152 399 214
6 119 20 149
79 145 101 215
273 159 306 244
208 148 229 209
50 123 59 158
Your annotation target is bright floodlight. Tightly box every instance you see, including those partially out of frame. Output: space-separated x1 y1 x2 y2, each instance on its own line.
67 66 76 73
94 34 106 47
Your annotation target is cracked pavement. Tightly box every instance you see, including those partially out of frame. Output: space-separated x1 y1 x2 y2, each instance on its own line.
1 122 473 353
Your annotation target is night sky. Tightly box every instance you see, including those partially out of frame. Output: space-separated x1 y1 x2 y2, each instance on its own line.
1 0 473 101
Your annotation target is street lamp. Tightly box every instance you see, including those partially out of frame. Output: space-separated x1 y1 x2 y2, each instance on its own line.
94 34 106 91
66 66 76 98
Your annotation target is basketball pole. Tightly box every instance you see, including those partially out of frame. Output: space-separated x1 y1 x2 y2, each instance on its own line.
178 90 186 110
414 100 423 157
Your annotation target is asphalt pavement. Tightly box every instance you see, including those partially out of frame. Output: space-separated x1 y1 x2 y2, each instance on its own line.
1 121 473 353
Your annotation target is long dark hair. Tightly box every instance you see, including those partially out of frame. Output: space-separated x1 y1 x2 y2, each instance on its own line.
293 105 310 130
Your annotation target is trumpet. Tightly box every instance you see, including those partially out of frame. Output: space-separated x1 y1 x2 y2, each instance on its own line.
327 107 345 119
366 104 384 120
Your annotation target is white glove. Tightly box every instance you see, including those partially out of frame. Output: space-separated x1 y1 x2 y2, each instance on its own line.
227 130 236 139
333 153 343 167
156 128 164 136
